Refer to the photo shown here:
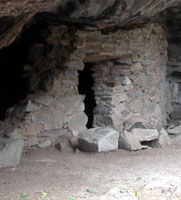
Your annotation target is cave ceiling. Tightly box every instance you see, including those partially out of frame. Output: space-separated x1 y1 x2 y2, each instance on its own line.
0 0 181 49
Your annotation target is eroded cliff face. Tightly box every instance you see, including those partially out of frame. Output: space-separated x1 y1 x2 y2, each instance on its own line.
0 0 181 155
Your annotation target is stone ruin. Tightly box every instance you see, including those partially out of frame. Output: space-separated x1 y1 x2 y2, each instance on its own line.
0 0 181 167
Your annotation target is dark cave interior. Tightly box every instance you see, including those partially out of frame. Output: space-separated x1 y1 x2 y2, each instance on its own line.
0 21 50 121
0 41 29 120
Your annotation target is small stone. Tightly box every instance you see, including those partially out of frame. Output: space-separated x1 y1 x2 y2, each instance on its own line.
78 126 119 152
119 75 132 86
38 138 52 148
54 143 61 151
131 128 159 142
119 131 142 151
122 76 132 86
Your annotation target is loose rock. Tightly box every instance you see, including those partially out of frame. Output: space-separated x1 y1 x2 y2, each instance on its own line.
78 127 119 152
131 128 159 142
0 138 24 168
119 131 142 151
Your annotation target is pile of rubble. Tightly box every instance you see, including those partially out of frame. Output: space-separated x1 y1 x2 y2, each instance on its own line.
2 123 181 168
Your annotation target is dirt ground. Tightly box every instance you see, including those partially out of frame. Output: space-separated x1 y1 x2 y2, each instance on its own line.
1 143 181 200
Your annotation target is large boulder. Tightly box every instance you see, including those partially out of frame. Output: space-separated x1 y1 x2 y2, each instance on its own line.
119 131 142 151
0 138 24 168
78 127 119 152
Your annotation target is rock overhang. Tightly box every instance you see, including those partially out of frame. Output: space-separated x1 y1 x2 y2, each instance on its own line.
0 0 181 49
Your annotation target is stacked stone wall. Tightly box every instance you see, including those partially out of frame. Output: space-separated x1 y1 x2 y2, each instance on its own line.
76 24 168 131
0 23 168 148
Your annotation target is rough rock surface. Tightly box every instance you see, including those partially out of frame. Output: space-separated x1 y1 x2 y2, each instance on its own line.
0 138 24 168
78 127 119 152
131 128 159 142
119 131 142 151
0 0 181 49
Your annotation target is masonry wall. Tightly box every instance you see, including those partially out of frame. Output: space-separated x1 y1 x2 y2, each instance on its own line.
0 25 88 148
0 23 168 148
76 24 168 131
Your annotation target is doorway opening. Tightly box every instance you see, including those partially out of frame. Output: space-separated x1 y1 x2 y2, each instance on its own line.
78 63 96 128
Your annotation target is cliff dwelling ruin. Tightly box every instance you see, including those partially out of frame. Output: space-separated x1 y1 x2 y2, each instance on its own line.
1 0 181 199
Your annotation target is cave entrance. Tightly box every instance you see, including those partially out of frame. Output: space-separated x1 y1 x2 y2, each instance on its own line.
78 63 96 128
0 38 29 121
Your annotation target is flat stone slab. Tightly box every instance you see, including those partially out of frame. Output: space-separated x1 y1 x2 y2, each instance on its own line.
78 126 119 152
0 138 24 168
167 126 181 135
131 128 159 142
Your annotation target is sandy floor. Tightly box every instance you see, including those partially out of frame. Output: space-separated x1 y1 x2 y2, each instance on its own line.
0 145 181 200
